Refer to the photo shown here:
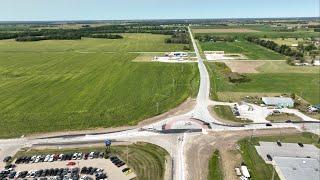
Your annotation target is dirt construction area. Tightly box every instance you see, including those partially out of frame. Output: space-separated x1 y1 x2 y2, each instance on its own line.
222 60 265 73
184 128 300 180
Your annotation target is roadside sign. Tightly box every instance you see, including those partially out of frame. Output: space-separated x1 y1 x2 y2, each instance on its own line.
105 139 112 146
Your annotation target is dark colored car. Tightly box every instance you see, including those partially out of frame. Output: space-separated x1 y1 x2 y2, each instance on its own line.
8 171 16 179
99 152 105 158
117 161 125 167
81 167 87 174
112 159 121 165
298 142 304 147
266 154 273 161
122 168 130 173
3 156 12 163
266 123 272 126
90 168 97 175
285 120 292 123
36 169 43 177
84 153 89 160
276 140 282 146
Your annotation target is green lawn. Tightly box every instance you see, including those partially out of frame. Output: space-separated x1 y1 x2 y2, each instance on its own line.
206 62 320 104
208 150 223 180
200 41 285 60
257 61 320 74
0 33 185 52
238 132 319 180
0 34 199 138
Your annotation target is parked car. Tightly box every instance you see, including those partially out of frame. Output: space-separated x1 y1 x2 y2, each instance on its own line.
285 120 292 123
266 123 272 126
266 154 273 161
117 161 125 167
72 153 78 160
89 152 94 159
276 140 282 146
298 142 304 147
98 152 104 158
77 153 83 160
49 154 55 162
124 168 132 175
58 154 64 161
83 153 89 160
3 156 12 163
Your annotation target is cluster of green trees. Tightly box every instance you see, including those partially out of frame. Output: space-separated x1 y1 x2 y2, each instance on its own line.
0 25 186 42
16 34 82 41
246 36 303 59
87 34 123 39
165 30 189 44
195 34 235 42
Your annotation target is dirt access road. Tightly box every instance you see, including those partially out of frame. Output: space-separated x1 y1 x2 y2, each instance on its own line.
184 128 299 180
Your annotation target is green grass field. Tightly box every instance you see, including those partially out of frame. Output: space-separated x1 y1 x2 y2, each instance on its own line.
0 34 199 138
0 33 185 52
195 30 319 38
200 41 285 60
208 150 223 180
12 142 169 180
206 62 320 104
257 61 320 73
238 132 319 180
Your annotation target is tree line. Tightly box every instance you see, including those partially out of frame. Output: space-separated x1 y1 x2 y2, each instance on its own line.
195 34 235 42
0 25 187 42
246 36 304 59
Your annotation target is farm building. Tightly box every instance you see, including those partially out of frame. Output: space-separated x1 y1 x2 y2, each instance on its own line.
261 97 294 108
313 60 320 66
168 52 188 57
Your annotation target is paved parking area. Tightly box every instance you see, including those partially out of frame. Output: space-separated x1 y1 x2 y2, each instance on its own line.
256 142 320 161
14 158 136 180
256 142 320 180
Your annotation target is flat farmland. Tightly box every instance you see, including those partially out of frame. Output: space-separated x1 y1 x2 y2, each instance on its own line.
206 62 320 104
0 35 198 138
192 28 259 33
0 33 185 52
200 41 285 60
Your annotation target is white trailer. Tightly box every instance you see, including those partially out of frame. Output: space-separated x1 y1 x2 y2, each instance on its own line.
240 165 251 178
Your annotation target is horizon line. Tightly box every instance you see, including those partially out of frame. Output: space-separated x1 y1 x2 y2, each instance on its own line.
0 16 318 23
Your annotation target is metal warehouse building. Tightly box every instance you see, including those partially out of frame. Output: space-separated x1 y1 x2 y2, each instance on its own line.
262 97 294 108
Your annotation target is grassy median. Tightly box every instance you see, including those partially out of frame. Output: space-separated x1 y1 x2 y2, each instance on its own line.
208 150 223 180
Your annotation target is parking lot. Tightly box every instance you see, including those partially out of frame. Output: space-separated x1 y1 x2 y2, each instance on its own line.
1 151 136 180
255 141 320 180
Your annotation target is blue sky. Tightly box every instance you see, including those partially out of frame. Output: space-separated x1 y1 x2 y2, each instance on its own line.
0 0 319 21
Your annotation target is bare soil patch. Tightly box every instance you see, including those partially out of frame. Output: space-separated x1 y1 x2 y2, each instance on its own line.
185 128 299 180
223 61 265 73
193 28 260 33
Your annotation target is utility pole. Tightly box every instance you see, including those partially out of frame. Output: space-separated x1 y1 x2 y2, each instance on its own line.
172 78 175 90
126 145 129 165
271 166 275 180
